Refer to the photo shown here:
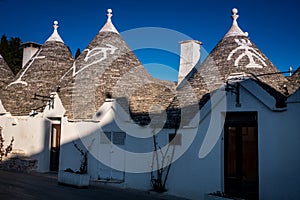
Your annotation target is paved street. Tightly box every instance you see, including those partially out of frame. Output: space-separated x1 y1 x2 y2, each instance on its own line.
0 170 187 200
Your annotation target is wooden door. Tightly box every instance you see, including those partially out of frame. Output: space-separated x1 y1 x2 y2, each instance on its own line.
50 124 61 171
224 112 259 199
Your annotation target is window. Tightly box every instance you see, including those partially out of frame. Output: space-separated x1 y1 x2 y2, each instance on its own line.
100 132 111 144
168 133 182 145
112 132 126 145
100 131 126 145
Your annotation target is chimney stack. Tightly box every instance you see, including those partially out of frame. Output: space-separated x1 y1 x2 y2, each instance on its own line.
21 42 41 68
178 40 202 85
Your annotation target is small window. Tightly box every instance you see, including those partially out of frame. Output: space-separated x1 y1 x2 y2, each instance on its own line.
113 132 126 145
100 132 111 144
169 133 182 145
100 132 126 145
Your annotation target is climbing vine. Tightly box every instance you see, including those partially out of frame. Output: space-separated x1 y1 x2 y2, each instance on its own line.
0 127 14 161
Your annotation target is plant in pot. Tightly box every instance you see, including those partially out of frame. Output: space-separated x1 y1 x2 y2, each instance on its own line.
58 140 94 188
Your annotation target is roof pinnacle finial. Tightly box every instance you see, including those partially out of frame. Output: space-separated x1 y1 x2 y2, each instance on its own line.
107 9 113 21
99 8 119 34
232 8 239 25
224 8 248 38
53 20 59 30
46 20 64 43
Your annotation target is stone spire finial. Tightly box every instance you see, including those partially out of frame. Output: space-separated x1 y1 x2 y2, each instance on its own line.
46 20 64 43
107 9 113 21
224 8 248 38
99 8 119 33
289 66 293 76
53 20 59 30
232 8 239 25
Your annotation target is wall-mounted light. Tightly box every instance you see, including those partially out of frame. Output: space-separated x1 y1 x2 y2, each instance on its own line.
30 93 55 117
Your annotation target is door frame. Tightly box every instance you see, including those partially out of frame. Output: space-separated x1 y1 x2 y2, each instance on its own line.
49 118 61 171
223 112 259 199
98 131 126 181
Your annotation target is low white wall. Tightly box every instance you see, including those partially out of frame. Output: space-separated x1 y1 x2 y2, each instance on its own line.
0 114 51 172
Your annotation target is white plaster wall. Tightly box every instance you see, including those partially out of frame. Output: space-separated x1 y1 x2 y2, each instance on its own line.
57 83 300 199
165 118 222 199
256 92 300 199
258 108 300 199
0 93 68 172
0 114 51 172
225 83 300 199
57 98 221 199
0 100 7 114
59 118 96 173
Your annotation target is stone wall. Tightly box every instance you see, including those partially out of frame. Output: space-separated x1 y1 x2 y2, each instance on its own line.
0 157 38 172
0 150 38 172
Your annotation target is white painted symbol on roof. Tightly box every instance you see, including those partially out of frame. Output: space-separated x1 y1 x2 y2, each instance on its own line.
227 39 266 68
72 44 118 77
7 50 45 87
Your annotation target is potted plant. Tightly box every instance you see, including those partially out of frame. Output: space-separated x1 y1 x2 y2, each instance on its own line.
58 141 93 188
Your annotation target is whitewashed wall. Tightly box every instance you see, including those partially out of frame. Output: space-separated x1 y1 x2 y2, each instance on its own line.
259 89 300 200
0 114 51 172
0 93 67 172
1 80 300 199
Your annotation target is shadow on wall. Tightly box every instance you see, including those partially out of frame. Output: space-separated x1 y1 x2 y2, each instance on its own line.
0 118 101 175
0 119 51 173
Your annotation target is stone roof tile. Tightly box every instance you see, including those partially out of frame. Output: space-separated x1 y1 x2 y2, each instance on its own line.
0 54 14 88
2 40 74 116
0 54 14 107
59 30 152 119
287 67 300 95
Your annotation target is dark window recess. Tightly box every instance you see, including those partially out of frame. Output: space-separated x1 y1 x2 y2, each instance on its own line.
113 132 126 145
169 133 182 145
100 132 111 144
101 132 126 145
105 92 112 99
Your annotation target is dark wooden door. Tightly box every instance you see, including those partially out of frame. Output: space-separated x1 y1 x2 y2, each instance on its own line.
224 112 259 199
50 124 61 171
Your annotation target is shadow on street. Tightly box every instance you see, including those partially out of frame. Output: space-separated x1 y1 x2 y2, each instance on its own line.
0 170 188 200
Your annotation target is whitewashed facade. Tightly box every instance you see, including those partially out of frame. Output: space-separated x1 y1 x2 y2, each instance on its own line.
0 8 299 200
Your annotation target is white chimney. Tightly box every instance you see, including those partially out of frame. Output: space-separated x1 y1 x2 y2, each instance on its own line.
21 42 41 68
178 40 202 85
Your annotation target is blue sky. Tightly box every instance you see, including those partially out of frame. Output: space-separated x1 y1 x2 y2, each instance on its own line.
1 0 299 81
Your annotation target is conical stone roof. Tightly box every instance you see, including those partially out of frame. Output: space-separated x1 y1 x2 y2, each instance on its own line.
287 67 300 95
2 21 74 116
129 79 177 127
59 9 153 120
0 54 14 108
179 8 289 106
0 54 14 88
